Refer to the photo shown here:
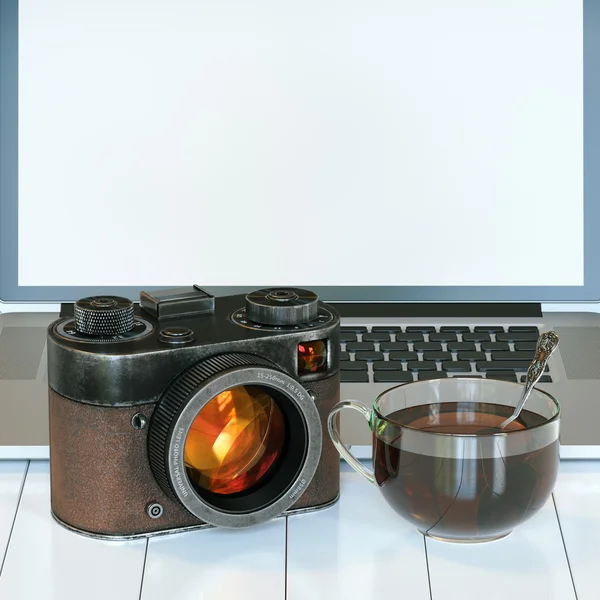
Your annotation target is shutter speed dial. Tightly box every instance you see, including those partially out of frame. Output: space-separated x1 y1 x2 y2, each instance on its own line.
244 288 319 326
74 296 135 336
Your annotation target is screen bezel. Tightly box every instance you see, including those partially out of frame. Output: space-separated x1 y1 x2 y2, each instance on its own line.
1 0 597 304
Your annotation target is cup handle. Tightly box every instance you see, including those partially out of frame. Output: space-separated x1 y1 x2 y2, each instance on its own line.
327 400 376 485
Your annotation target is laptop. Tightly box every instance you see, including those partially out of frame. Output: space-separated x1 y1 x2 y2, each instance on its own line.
1 0 598 460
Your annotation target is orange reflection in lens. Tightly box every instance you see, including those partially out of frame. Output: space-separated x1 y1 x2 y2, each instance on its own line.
184 385 286 495
298 340 327 374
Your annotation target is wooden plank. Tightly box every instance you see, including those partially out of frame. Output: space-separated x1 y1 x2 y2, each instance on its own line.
553 460 600 600
141 519 286 600
287 465 431 600
0 461 147 600
0 461 28 571
426 491 576 600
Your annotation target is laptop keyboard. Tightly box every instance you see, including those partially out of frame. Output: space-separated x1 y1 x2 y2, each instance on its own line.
339 325 554 384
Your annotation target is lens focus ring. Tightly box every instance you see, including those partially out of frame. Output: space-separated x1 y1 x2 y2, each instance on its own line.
147 352 323 529
74 296 135 336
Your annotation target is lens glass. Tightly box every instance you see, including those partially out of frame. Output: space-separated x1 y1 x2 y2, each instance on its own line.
184 385 286 495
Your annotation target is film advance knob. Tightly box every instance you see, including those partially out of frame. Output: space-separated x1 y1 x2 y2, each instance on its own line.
74 296 135 336
245 288 319 326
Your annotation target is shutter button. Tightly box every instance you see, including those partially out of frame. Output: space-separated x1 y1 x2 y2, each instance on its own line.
158 326 195 344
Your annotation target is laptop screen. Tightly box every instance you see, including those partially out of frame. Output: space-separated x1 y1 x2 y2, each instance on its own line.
1 0 597 303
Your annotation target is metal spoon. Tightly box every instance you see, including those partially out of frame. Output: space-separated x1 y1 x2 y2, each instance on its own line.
480 331 559 433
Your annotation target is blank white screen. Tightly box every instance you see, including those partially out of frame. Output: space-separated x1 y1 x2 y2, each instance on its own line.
18 0 583 287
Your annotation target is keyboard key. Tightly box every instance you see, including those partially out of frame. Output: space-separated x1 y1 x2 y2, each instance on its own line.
407 361 437 371
418 371 448 380
346 342 375 352
457 351 487 361
441 361 472 372
440 326 471 333
422 351 453 361
515 342 537 351
446 341 476 352
486 372 517 382
414 342 443 352
373 361 403 371
341 326 367 333
380 342 409 352
340 332 357 342
374 371 413 383
496 332 540 342
340 352 350 361
521 374 553 383
462 332 491 342
389 351 419 361
509 326 540 334
476 361 547 372
371 326 402 332
480 342 510 352
362 332 391 342
491 351 535 362
395 332 424 342
406 326 436 333
355 351 385 362
474 326 505 333
340 361 368 371
341 371 369 383
429 332 458 342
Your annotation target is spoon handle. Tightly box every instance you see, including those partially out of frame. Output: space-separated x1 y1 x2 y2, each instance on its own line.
500 331 559 428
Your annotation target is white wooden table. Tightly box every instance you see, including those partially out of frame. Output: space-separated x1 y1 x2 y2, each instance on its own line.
0 459 597 600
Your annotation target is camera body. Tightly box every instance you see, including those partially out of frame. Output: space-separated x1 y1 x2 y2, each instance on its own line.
47 286 340 539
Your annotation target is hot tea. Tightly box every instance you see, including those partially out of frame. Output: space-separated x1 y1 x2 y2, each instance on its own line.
373 402 559 541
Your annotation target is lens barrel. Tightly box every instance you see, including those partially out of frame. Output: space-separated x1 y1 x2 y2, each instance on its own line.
148 353 322 528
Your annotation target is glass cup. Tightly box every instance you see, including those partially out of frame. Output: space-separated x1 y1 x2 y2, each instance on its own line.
328 377 560 543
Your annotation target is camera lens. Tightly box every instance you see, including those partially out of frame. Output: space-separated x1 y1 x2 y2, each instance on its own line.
148 353 323 528
184 385 286 496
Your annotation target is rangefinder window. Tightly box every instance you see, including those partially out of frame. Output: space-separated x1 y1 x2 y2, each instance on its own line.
298 340 327 374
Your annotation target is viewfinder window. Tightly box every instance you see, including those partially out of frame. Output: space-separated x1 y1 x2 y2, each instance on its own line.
298 340 327 374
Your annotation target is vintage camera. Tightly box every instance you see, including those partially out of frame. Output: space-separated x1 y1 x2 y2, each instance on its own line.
47 286 340 539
